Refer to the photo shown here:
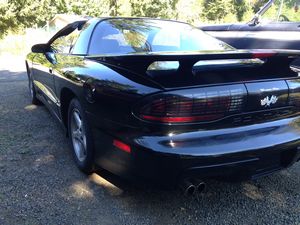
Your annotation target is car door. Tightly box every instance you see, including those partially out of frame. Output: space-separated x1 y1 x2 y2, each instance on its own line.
232 0 300 49
32 24 82 118
237 23 300 50
200 23 244 48
48 26 84 115
202 0 300 50
31 44 60 116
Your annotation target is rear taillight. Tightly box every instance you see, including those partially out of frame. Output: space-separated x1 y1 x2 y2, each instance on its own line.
113 139 131 153
138 85 246 123
252 52 276 59
251 50 276 59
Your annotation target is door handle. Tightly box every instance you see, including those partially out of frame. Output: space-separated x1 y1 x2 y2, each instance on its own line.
49 68 53 73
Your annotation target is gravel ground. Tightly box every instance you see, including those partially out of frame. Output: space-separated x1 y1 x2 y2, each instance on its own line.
0 55 300 225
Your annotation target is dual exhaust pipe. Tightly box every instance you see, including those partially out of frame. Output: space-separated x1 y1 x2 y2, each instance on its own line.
180 178 206 196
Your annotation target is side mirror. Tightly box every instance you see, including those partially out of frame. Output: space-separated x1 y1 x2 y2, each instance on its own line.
31 43 49 53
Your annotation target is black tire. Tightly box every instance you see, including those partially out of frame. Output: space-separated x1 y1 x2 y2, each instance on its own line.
27 69 42 105
68 98 95 174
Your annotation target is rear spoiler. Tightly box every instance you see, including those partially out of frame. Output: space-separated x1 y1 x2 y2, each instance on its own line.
86 49 300 74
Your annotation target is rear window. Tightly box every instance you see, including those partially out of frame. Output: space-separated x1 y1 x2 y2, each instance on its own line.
88 19 233 55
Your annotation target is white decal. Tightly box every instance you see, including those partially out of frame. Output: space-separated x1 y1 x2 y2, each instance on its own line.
260 95 278 107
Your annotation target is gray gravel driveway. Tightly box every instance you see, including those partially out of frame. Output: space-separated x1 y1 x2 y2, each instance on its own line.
0 56 299 225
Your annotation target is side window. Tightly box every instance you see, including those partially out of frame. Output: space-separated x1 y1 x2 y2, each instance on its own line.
72 22 91 55
89 22 128 54
51 28 81 54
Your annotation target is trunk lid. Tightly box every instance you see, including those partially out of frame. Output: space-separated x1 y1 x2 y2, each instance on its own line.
87 49 299 88
87 50 300 124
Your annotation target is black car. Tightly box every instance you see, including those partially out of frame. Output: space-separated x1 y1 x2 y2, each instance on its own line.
200 0 300 50
26 18 300 193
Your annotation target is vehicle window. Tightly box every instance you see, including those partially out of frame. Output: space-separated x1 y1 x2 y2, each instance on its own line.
51 28 81 54
72 22 91 55
262 0 300 22
89 21 151 55
151 28 180 51
89 19 233 55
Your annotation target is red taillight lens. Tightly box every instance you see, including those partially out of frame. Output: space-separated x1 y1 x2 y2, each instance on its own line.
141 114 222 123
138 85 245 123
252 51 276 59
113 140 131 153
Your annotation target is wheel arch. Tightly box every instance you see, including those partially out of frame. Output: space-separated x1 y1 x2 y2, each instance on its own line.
60 87 77 135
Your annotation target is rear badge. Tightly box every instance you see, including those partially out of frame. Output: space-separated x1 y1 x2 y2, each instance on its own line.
261 95 278 107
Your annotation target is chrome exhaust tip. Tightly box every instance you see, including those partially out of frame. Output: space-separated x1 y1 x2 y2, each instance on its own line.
196 182 206 193
180 179 196 196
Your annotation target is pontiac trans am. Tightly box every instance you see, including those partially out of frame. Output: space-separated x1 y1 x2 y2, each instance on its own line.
26 18 300 189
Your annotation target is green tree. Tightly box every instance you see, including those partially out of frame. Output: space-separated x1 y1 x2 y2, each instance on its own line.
252 0 269 13
232 0 252 21
66 0 107 17
175 0 203 23
0 3 16 38
202 0 233 21
130 0 178 18
0 0 68 38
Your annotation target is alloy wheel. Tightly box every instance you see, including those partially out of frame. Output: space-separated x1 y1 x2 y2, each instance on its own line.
70 109 87 162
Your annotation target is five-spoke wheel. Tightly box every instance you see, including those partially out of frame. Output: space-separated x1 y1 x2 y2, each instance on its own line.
68 98 94 173
70 109 87 162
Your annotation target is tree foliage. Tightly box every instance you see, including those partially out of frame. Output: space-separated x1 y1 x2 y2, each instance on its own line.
202 0 233 21
252 0 269 13
1 0 299 39
130 0 178 18
232 0 252 21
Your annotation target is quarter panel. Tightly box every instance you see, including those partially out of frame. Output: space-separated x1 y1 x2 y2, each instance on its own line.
52 56 162 130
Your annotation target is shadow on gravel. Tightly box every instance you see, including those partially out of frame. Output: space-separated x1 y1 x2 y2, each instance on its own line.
0 70 26 82
81 164 299 206
62 165 300 225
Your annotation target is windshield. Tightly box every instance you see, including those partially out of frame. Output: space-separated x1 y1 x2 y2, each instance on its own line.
261 0 300 22
89 19 233 55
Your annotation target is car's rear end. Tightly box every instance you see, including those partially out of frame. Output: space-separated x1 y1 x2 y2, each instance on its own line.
84 19 300 184
86 50 300 184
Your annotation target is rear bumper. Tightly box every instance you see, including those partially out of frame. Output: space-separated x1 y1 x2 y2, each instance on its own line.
89 115 300 183
130 140 300 183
